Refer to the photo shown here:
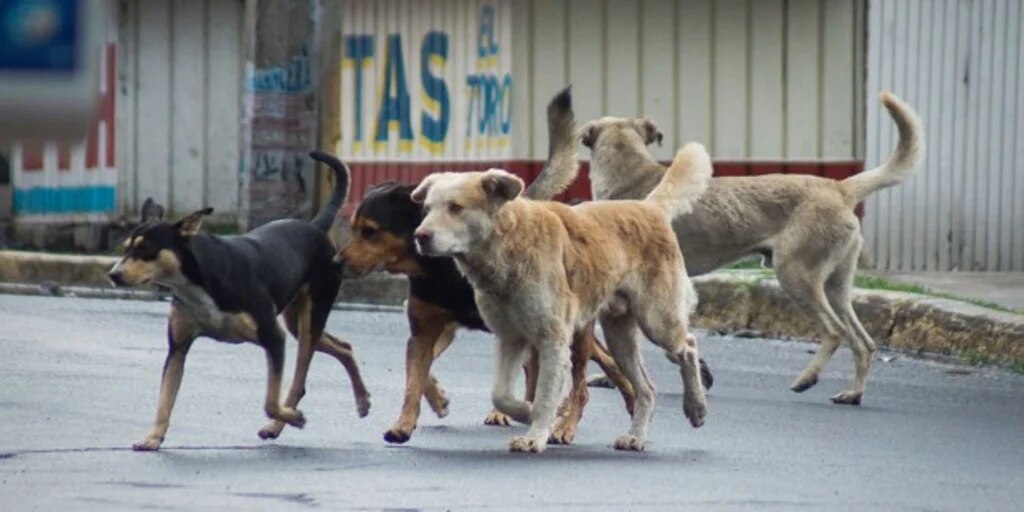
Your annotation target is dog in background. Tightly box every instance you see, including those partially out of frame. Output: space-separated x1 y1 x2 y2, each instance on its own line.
339 88 637 445
555 91 923 405
109 151 370 451
411 143 713 453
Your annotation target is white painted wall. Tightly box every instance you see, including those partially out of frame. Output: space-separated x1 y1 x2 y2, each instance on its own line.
116 0 244 220
864 0 1023 271
511 0 866 162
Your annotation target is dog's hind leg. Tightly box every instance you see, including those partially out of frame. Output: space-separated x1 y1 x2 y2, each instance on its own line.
385 297 451 444
824 240 875 405
315 333 372 417
259 307 306 429
600 311 657 452
631 288 708 432
776 259 848 396
133 305 196 451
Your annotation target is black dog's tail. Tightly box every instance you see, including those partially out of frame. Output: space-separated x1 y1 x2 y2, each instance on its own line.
308 150 352 232
523 86 578 200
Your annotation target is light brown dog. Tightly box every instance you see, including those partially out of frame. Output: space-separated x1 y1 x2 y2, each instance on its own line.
410 143 713 453
567 91 923 405
336 88 638 446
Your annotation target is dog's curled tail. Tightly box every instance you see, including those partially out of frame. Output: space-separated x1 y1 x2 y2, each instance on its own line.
308 150 352 232
841 92 924 203
523 86 579 200
645 142 713 218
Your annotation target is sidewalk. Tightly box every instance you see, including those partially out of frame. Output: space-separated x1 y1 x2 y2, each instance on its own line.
888 272 1024 312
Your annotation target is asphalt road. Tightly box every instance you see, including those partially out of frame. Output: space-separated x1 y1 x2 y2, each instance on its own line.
0 294 1022 511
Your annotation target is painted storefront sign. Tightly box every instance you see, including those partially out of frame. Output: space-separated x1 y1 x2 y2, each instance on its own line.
11 43 116 220
340 0 513 162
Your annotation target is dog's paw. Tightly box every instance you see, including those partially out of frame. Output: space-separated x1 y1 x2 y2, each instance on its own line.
613 435 645 452
257 421 284 440
548 422 577 445
483 409 512 426
830 390 862 406
356 395 371 418
790 374 819 393
132 436 163 452
683 395 707 428
509 436 546 453
383 425 413 444
586 374 616 389
427 394 450 419
275 407 306 428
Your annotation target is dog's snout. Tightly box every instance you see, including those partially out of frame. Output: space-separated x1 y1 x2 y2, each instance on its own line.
332 252 345 264
414 231 433 247
108 271 125 287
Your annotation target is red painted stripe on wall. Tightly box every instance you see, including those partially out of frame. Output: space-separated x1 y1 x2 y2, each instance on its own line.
341 160 866 218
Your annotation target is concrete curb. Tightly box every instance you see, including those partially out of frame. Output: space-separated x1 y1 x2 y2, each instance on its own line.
2 250 1021 364
692 273 1024 363
0 250 119 288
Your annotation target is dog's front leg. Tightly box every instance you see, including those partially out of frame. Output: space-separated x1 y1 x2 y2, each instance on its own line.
384 325 445 444
508 331 570 454
486 347 539 427
134 309 195 451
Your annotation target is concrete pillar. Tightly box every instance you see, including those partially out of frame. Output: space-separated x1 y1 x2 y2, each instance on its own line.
240 0 324 230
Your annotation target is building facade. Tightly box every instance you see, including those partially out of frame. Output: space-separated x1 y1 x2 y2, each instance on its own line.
5 0 1020 270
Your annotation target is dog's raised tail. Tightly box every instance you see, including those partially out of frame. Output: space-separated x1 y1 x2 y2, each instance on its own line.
308 150 352 232
523 86 579 200
841 92 924 203
645 142 713 218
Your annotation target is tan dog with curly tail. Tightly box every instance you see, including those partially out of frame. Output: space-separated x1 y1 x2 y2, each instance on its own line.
410 143 713 453
569 91 923 405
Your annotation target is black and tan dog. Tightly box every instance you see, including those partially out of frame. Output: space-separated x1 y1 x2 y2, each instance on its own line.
109 151 370 451
338 88 639 445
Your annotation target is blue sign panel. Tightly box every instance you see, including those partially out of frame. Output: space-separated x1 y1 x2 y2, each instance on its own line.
0 0 78 72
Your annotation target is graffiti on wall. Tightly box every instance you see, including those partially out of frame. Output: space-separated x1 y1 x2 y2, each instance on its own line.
340 1 513 161
245 43 319 227
11 43 117 219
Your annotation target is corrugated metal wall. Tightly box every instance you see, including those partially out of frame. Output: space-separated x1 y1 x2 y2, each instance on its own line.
864 0 1023 271
512 0 866 162
116 0 243 221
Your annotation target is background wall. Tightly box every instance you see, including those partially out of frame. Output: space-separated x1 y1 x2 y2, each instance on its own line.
10 4 118 223
864 0 1024 271
115 0 243 223
337 0 868 214
512 0 866 163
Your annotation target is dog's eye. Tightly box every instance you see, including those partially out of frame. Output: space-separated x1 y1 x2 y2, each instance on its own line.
447 202 464 215
359 227 378 239
133 240 158 259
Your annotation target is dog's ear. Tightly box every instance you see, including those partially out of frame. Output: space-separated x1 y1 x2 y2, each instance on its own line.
637 118 664 147
173 207 214 237
579 121 601 149
410 175 439 204
140 197 165 222
480 169 524 204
